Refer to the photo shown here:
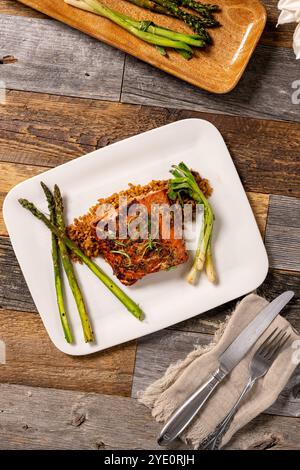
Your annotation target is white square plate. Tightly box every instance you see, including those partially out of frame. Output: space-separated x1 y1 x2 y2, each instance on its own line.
3 119 268 356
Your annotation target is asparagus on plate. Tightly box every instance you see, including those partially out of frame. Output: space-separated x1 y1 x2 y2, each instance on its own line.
41 182 73 344
18 197 144 321
53 185 94 343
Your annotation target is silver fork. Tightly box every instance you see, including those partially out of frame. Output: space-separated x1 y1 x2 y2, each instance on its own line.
200 327 291 450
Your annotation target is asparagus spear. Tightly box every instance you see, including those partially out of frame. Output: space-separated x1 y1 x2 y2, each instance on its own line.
168 162 215 284
41 182 73 344
18 198 143 320
126 0 170 15
53 185 94 343
152 0 214 37
129 0 220 17
170 0 220 17
65 0 195 53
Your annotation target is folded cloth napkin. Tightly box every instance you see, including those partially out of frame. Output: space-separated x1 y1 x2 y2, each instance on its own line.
277 0 300 59
139 294 299 449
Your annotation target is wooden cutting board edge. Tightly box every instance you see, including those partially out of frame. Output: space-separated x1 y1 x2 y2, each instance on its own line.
16 0 267 94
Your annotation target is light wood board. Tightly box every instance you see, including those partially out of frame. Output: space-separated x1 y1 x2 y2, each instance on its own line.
16 0 266 93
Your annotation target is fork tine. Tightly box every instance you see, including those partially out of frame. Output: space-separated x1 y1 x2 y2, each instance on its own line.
263 330 287 360
267 333 291 361
256 328 279 356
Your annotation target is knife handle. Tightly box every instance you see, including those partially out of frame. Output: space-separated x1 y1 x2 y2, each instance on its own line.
157 367 227 446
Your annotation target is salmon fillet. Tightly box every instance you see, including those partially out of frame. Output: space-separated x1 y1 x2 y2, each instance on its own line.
92 189 188 285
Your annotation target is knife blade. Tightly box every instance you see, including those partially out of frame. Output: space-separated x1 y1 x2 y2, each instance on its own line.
158 291 294 445
219 290 295 373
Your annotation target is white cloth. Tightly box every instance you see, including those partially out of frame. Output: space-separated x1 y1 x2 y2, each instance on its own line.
277 0 300 58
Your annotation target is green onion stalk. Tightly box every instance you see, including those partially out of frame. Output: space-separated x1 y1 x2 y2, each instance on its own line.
64 0 206 57
168 162 216 284
18 197 143 321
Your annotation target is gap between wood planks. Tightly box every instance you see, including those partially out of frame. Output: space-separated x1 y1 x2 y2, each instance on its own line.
0 382 299 450
0 0 294 48
0 307 138 396
0 92 299 197
0 14 297 123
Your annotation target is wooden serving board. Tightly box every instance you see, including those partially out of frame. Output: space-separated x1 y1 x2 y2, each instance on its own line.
20 0 266 93
17 0 266 92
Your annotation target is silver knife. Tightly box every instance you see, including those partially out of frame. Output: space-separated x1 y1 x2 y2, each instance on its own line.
157 291 294 446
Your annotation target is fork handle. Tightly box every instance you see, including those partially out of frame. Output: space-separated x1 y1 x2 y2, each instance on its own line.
157 367 227 446
201 377 255 450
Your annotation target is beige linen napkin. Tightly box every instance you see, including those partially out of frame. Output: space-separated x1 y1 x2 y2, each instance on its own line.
139 294 299 449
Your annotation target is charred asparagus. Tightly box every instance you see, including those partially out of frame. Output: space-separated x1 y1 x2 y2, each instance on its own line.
41 182 73 344
53 185 94 343
18 197 143 320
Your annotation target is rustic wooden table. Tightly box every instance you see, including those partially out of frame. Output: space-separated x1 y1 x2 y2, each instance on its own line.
0 0 299 451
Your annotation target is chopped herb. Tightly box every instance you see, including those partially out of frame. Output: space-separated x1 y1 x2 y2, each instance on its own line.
111 250 132 265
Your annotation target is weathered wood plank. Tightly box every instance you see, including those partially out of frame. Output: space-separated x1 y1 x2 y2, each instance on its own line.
0 383 164 450
121 45 299 122
0 0 294 49
267 194 300 229
0 308 137 396
0 15 125 101
265 195 300 271
170 269 300 335
131 329 212 398
224 413 300 450
0 162 46 237
246 192 269 237
0 15 297 118
0 237 35 312
267 365 300 418
1 92 299 198
262 0 294 48
0 383 299 449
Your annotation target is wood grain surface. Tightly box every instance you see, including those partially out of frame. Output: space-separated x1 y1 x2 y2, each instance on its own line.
0 15 125 100
0 0 293 48
1 92 299 197
0 0 45 16
1 13 297 121
169 269 300 335
0 383 299 450
16 0 266 93
121 45 299 122
265 196 300 271
0 309 137 395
